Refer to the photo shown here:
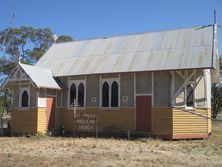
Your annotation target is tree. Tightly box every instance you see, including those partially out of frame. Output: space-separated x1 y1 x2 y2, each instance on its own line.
211 55 222 118
0 26 73 83
56 35 73 43
0 26 73 76
212 84 222 118
0 26 73 111
0 26 73 135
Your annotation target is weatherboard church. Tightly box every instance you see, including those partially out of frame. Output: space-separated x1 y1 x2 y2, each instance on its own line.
2 24 220 139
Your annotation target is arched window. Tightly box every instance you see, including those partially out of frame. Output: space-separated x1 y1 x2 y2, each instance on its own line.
186 84 194 107
102 82 109 107
70 83 76 106
111 81 118 107
78 83 84 107
21 90 29 107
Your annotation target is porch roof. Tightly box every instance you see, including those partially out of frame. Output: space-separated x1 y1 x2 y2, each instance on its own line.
19 63 61 89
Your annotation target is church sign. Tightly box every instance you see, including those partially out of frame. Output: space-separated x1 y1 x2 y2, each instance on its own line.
75 112 98 136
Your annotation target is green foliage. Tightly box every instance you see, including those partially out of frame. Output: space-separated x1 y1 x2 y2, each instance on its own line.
212 83 222 118
211 56 222 119
0 89 12 113
0 26 73 77
56 35 73 43
0 26 73 111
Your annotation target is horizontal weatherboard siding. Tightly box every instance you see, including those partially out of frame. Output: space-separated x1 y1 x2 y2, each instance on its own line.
172 108 209 136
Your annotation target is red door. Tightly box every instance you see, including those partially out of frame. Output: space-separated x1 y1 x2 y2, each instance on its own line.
136 96 152 132
46 97 56 130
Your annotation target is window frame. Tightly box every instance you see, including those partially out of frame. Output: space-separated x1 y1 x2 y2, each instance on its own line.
69 83 77 107
111 81 119 107
68 79 86 109
100 78 120 109
185 82 195 110
19 84 30 109
102 81 109 107
78 82 85 107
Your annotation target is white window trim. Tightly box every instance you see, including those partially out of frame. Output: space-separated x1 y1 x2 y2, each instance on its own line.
68 78 86 109
100 77 120 108
19 84 30 109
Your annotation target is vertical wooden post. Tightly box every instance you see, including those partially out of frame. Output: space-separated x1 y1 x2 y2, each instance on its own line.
127 130 130 140
0 113 3 136
96 112 98 138
73 99 77 137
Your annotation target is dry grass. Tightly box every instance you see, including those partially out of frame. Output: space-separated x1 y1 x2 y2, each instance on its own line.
0 118 222 167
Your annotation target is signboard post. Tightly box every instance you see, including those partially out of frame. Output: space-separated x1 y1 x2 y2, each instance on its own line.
73 99 77 137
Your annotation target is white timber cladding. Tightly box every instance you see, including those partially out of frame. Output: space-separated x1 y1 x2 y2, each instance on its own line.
171 70 209 109
2 66 31 89
204 69 211 108
100 77 120 108
11 67 29 81
19 83 30 108
68 77 86 108
37 89 46 108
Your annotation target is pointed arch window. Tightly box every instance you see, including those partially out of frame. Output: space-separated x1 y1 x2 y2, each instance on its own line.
21 90 29 107
111 81 118 107
102 82 109 107
78 83 84 107
70 83 76 106
186 84 194 107
68 80 85 108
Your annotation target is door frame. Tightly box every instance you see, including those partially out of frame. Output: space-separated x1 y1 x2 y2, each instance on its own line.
135 94 152 132
46 95 56 130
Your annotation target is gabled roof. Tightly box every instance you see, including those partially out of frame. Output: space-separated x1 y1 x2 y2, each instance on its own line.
36 25 219 78
19 63 61 89
2 63 61 90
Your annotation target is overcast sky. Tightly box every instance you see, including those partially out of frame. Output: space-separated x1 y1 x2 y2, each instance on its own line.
1 0 222 53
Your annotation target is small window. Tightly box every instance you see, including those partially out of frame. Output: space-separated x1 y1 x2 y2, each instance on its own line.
111 81 118 107
78 83 84 107
70 83 76 106
102 82 109 107
21 90 29 107
186 84 194 107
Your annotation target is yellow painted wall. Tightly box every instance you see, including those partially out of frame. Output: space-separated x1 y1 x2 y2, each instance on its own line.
152 108 173 136
11 108 38 134
172 108 209 135
151 107 210 138
208 108 212 134
57 108 135 132
37 107 46 132
11 106 211 138
11 107 47 134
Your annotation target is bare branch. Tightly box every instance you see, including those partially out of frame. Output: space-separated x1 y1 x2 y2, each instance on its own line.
0 5 16 52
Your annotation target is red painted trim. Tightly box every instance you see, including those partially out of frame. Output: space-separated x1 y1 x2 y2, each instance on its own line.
172 134 209 139
153 134 209 140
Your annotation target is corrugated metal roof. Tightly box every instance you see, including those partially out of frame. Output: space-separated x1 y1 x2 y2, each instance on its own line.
20 63 61 89
36 25 218 76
